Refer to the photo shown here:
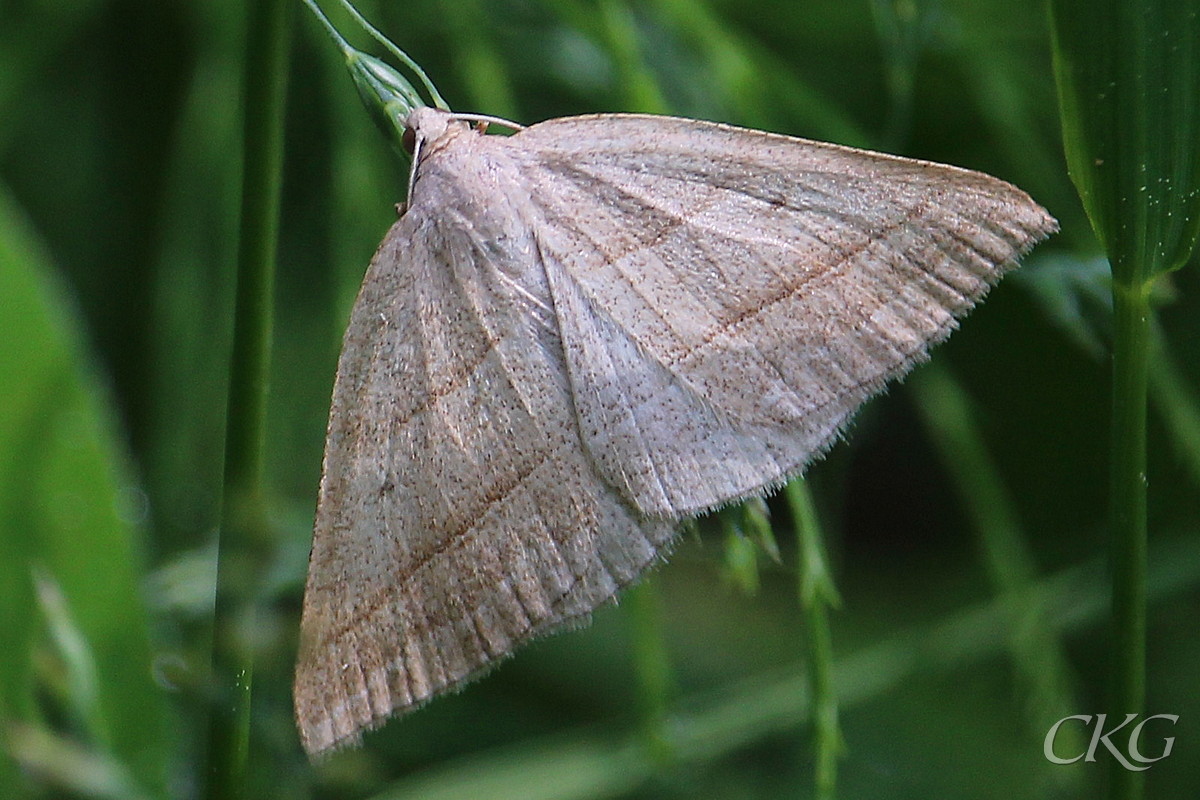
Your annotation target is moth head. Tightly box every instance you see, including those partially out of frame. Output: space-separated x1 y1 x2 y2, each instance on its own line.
401 107 461 209
404 107 455 156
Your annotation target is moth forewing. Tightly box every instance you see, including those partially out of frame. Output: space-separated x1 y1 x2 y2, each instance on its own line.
295 107 1055 756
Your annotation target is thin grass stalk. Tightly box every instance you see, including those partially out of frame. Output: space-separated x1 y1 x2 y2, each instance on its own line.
785 479 842 800
1050 1 1200 794
625 581 675 765
1108 279 1150 800
203 0 291 797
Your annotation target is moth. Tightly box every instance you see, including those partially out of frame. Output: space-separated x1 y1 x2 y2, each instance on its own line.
294 104 1056 756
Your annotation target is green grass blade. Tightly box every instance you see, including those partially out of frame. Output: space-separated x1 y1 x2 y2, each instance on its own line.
1051 0 1200 279
1050 3 1200 798
0 187 169 799
203 0 291 796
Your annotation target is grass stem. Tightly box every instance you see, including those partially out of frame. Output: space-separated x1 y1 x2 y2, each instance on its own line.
203 0 291 797
1108 279 1150 800
626 581 675 765
785 479 842 800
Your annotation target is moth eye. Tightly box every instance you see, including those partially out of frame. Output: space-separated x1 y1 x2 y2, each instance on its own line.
402 126 417 155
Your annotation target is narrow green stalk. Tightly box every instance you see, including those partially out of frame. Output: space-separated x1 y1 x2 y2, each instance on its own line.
1108 279 1150 800
785 479 842 800
1052 1 1200 792
625 581 674 765
204 0 291 797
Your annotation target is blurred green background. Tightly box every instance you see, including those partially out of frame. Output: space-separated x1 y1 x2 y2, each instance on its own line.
1 0 1197 797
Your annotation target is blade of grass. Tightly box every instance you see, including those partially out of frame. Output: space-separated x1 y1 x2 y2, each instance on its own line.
0 187 170 799
145 28 242 559
1050 2 1200 798
203 0 291 796
1051 1 1200 277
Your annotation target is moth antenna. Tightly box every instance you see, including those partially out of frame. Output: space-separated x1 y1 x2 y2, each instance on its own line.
451 112 526 133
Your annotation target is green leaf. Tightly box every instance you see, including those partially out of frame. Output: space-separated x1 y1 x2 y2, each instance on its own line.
1050 7 1198 800
1050 0 1200 282
0 187 169 798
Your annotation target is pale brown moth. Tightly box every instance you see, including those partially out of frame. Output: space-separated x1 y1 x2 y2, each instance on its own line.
295 0 1056 758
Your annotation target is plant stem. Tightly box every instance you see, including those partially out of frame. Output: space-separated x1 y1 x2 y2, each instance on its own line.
625 581 674 765
204 0 291 797
785 479 842 800
1109 278 1150 800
